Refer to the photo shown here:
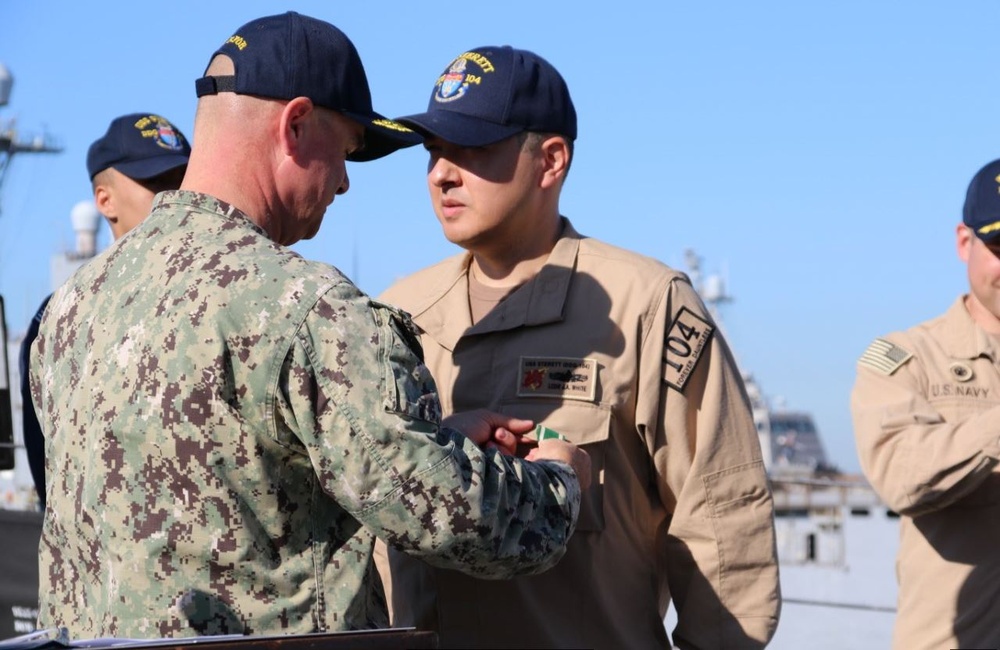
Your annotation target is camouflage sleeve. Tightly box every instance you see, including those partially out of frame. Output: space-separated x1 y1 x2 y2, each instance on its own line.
278 288 581 579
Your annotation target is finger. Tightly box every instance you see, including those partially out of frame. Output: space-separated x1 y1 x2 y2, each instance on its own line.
502 418 536 435
485 441 514 457
492 428 519 455
477 411 534 435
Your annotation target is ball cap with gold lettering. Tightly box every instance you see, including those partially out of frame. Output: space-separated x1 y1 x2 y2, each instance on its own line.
194 11 420 162
396 45 577 147
86 113 190 181
963 158 1000 242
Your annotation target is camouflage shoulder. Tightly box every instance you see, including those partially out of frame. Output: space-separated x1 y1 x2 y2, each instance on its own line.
369 298 418 328
370 299 425 356
857 337 913 376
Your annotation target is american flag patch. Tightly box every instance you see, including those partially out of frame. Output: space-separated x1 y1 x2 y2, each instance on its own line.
858 338 912 375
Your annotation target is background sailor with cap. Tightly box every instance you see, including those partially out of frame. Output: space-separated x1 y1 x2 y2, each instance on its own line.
851 158 1000 650
377 45 780 649
19 111 191 511
29 13 589 640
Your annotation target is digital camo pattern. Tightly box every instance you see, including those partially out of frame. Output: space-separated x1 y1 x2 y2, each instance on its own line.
30 190 581 640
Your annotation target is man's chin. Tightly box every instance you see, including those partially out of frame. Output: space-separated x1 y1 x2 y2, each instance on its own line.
299 217 325 242
441 225 475 249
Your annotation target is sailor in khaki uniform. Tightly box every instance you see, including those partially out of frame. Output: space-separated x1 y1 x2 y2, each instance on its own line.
376 45 781 650
852 158 1000 650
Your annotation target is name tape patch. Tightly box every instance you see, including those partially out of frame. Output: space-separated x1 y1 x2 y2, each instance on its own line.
857 338 912 376
663 307 713 391
517 356 598 401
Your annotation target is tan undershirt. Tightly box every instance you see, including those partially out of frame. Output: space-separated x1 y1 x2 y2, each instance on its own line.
468 270 519 325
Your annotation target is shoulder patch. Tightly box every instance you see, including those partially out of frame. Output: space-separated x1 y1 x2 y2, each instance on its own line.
663 307 714 391
858 338 912 375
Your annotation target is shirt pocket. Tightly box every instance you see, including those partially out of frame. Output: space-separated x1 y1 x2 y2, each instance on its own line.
499 399 611 532
703 460 776 600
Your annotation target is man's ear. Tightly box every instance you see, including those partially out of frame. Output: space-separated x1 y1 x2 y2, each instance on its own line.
957 223 973 263
278 97 315 157
539 136 570 189
94 184 117 221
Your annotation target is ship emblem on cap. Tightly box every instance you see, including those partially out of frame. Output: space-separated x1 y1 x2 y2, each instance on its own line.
155 122 184 151
436 58 468 103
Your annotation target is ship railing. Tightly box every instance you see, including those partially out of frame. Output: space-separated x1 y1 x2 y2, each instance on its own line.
782 597 896 613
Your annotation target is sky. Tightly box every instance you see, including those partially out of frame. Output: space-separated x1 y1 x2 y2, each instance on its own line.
1 1 997 474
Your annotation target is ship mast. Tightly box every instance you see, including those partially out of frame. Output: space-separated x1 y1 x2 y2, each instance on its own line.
0 61 62 473
0 62 63 214
684 249 775 466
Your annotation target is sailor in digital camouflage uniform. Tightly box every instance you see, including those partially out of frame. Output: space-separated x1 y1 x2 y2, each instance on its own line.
852 158 1000 650
376 46 781 649
29 14 589 640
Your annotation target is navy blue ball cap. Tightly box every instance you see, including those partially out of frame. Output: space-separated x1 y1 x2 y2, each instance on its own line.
963 158 1000 242
86 113 190 181
194 11 419 162
396 46 577 147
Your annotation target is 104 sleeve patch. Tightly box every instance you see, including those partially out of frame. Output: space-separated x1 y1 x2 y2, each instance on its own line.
662 307 714 391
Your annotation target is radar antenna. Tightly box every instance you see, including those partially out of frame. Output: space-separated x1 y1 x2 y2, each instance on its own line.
684 248 732 334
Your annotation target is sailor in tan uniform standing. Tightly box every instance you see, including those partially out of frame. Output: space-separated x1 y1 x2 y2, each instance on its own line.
376 45 781 649
852 158 1000 650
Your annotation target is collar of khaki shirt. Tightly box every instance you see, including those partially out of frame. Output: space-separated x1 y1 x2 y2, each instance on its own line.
405 218 582 351
939 295 1000 363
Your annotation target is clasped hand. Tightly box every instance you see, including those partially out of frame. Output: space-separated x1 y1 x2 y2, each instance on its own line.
442 409 592 490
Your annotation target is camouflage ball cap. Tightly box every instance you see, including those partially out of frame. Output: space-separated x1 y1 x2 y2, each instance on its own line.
194 11 420 162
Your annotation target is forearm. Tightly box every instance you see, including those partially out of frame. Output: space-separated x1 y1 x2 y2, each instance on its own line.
293 294 582 578
667 459 780 649
366 428 581 578
852 372 1000 515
